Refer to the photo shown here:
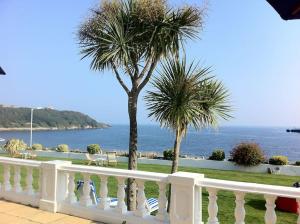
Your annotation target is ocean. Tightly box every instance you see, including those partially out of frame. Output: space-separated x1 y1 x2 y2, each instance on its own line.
1 125 300 160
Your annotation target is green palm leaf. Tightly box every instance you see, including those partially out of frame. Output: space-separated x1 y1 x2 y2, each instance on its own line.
146 57 231 133
145 57 232 173
78 0 203 72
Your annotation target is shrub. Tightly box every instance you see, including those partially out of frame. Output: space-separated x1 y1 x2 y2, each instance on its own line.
87 144 101 154
163 149 174 160
269 156 288 165
230 143 265 166
57 144 69 152
31 143 43 151
295 161 300 166
208 149 225 161
4 139 27 156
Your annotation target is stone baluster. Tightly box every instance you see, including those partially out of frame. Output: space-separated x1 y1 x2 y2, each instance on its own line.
234 191 246 224
41 169 48 199
66 172 76 203
264 195 277 224
13 165 22 193
80 174 92 207
156 182 168 222
207 188 219 224
3 165 11 191
98 175 109 210
115 177 127 213
26 167 34 195
135 180 148 217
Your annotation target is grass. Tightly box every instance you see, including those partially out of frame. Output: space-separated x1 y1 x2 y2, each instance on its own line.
1 155 299 223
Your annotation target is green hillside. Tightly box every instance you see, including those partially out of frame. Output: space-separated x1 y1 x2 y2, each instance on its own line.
0 106 108 130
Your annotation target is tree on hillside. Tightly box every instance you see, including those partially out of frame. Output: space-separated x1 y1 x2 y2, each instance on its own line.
145 57 232 174
78 0 204 210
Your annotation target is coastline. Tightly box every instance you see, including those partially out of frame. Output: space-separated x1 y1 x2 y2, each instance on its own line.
0 126 110 132
1 126 300 160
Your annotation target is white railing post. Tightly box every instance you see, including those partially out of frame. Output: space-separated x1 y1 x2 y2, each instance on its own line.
207 188 219 224
234 191 246 224
80 174 92 207
98 175 109 210
264 195 277 224
39 160 71 212
156 182 169 222
115 177 127 214
135 179 148 217
26 167 34 195
13 165 22 193
66 172 76 204
169 172 204 224
3 164 11 191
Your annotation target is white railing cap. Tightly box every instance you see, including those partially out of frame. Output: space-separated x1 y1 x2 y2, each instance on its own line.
199 178 300 198
59 164 169 182
0 157 41 167
169 172 204 186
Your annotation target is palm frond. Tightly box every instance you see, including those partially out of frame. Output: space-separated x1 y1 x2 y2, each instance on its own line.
78 0 205 73
145 57 232 134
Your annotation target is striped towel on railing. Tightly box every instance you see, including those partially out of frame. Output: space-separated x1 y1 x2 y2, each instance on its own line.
146 197 159 213
76 180 98 205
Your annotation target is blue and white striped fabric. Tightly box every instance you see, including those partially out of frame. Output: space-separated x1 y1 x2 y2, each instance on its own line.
146 197 159 213
76 180 97 204
76 180 159 213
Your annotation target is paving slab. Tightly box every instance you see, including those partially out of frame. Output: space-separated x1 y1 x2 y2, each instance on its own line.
0 200 105 224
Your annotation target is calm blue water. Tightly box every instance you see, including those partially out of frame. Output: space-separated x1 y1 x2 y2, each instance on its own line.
1 125 300 160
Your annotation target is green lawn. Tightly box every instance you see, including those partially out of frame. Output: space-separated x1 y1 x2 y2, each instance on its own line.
1 155 299 223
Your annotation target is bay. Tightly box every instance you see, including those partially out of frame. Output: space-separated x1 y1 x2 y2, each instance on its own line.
0 125 300 160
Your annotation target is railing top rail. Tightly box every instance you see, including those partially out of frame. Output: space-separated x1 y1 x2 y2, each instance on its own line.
0 156 41 167
59 164 169 182
199 178 300 198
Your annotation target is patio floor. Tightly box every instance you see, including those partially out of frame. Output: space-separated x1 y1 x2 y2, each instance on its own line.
0 200 104 224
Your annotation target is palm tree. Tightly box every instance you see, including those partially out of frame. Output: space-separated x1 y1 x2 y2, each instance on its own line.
145 57 232 174
78 0 204 210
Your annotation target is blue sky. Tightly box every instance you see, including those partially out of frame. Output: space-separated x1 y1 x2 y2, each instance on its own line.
0 0 300 126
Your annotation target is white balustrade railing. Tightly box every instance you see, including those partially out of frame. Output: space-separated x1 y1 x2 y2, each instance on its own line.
0 156 299 224
0 157 41 206
198 178 300 224
56 163 170 224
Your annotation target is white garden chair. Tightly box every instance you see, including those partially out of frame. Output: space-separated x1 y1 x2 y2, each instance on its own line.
105 151 117 166
85 153 104 166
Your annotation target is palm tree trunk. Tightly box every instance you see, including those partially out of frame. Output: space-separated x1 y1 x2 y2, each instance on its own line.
168 128 182 212
171 129 182 173
127 92 138 210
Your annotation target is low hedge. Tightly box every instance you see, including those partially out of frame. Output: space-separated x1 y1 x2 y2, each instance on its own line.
295 161 300 166
3 139 27 156
208 149 225 161
87 144 101 154
57 144 69 152
163 149 174 160
31 143 43 151
269 156 288 165
230 143 265 166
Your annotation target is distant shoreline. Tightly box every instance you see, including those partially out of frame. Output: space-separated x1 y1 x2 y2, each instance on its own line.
0 126 110 132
